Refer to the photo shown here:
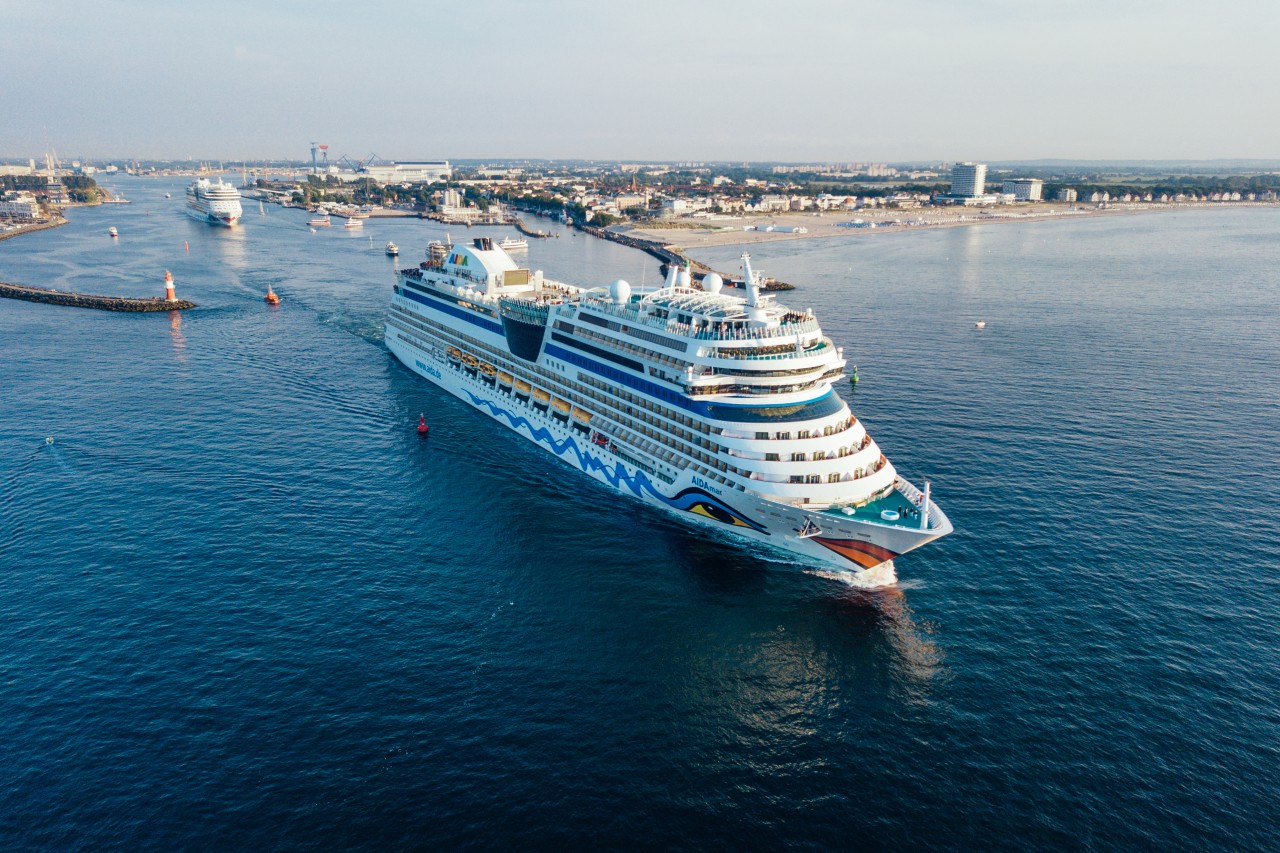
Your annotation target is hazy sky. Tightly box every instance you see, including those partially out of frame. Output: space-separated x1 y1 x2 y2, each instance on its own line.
3 0 1276 162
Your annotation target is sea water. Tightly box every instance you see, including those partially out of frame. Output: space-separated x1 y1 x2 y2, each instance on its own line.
2 180 1278 849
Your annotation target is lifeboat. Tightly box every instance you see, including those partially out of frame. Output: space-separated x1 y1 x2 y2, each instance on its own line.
462 353 479 368
532 388 551 402
514 378 532 393
551 398 571 413
264 286 280 305
446 346 462 362
479 362 498 376
497 371 513 385
571 407 592 423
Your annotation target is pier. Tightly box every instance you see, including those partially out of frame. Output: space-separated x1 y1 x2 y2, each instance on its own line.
512 216 553 239
0 281 195 312
577 224 795 291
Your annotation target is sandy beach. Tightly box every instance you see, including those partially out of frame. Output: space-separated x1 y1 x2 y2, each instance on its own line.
617 201 1266 250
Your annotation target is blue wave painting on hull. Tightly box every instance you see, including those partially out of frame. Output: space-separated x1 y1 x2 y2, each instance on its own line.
464 391 767 533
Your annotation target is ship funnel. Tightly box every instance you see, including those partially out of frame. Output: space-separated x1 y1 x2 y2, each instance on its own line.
741 252 761 308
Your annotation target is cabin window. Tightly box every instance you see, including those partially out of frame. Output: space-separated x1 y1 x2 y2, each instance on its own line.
828 473 840 483
807 474 820 484
789 475 804 484
814 451 826 460
756 431 768 440
791 452 805 462
765 453 779 462
777 432 790 440
798 430 811 439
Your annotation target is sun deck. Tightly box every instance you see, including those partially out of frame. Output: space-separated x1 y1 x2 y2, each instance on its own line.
822 487 929 530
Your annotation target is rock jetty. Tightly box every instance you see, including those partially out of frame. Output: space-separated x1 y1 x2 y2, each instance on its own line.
0 281 195 312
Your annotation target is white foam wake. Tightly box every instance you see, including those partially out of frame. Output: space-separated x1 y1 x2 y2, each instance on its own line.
805 560 898 589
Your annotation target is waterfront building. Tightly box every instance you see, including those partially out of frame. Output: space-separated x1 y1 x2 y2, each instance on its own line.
0 192 41 221
42 180 67 203
950 162 987 197
1002 178 1043 201
1057 188 1078 203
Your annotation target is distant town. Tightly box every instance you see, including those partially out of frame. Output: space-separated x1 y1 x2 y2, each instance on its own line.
5 150 1280 245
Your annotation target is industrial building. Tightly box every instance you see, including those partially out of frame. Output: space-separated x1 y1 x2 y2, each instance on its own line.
361 161 453 183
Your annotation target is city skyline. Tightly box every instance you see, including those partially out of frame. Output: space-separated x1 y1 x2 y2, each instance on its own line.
3 0 1276 162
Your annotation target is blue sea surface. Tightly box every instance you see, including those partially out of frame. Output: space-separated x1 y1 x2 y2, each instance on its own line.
2 181 1278 849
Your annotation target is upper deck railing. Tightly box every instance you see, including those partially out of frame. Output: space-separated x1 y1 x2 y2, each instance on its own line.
578 295 821 342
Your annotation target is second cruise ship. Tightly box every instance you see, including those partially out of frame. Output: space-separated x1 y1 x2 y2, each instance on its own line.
385 238 951 575
185 177 243 226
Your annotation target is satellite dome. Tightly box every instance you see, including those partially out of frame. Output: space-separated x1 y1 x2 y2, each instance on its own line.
702 273 724 294
610 279 632 304
676 269 692 288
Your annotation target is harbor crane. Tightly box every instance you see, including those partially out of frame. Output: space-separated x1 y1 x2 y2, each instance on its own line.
309 142 329 174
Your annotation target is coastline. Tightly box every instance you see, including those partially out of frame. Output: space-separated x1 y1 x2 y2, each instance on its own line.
617 201 1271 250
0 215 68 243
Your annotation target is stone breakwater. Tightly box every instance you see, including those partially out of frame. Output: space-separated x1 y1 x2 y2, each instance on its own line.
0 281 195 312
578 224 795 291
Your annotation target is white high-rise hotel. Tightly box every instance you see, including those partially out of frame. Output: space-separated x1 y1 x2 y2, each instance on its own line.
950 162 987 197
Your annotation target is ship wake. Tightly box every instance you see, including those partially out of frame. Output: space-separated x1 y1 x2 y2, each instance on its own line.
805 560 898 589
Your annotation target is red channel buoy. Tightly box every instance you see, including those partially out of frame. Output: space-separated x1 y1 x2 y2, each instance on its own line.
417 414 429 436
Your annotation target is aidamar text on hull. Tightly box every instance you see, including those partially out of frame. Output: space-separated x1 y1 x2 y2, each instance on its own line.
385 238 951 574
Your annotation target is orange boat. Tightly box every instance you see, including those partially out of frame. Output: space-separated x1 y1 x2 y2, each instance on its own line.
264 286 280 305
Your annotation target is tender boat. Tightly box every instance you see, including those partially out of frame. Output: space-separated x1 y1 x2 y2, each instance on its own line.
344 218 363 230
308 214 331 227
108 227 118 237
264 286 280 305
386 242 399 256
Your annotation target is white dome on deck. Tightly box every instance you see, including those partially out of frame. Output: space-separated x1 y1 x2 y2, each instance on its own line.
610 279 632 303
676 269 692 288
702 273 723 294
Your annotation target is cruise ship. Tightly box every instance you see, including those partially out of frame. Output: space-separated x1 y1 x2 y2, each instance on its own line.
385 238 951 574
185 178 243 226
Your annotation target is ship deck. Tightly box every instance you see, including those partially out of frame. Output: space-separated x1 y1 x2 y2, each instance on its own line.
822 489 927 529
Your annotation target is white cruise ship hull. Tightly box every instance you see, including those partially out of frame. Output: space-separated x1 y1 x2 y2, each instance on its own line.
186 206 240 227
385 327 950 574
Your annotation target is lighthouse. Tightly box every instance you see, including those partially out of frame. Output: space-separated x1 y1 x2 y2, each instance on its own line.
164 270 176 301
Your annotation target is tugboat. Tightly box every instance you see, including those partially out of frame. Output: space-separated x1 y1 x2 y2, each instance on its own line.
108 226 118 237
264 285 280 305
386 241 399 257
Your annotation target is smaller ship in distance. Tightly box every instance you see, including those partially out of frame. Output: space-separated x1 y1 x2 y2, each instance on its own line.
497 236 528 252
386 242 399 256
308 213 331 227
186 178 242 227
108 226 118 237
344 218 363 230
